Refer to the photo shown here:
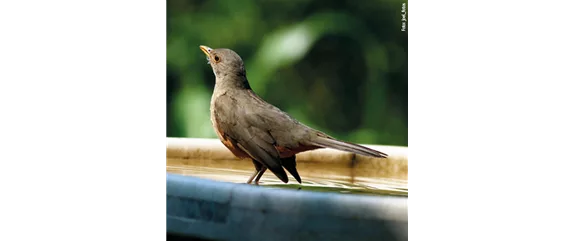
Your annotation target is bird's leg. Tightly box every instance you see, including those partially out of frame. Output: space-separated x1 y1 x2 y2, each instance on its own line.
254 167 267 185
247 159 263 184
246 169 259 184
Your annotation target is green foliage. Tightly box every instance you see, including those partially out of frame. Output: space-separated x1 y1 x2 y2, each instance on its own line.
167 0 408 146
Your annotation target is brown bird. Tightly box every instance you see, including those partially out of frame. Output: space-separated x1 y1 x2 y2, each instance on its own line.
200 45 388 185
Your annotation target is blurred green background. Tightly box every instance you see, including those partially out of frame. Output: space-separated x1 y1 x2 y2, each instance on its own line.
167 0 407 146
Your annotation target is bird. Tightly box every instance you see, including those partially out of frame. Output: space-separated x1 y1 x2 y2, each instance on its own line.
199 45 388 185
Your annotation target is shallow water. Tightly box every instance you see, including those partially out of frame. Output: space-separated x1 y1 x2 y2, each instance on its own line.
167 157 408 197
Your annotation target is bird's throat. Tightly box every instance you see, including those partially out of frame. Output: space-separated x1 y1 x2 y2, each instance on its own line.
215 75 252 90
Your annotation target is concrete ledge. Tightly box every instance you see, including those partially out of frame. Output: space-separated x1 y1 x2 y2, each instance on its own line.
167 173 407 241
166 137 408 177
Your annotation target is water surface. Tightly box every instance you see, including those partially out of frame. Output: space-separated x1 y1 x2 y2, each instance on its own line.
167 158 408 197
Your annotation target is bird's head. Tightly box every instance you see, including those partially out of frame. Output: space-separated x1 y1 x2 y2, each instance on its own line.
200 45 247 83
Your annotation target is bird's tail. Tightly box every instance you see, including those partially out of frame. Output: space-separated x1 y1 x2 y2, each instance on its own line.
281 156 302 184
308 135 388 158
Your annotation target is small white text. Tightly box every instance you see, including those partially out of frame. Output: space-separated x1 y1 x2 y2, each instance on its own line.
401 3 407 32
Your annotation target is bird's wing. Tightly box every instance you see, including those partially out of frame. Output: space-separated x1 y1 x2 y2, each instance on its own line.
213 93 289 183
241 90 312 148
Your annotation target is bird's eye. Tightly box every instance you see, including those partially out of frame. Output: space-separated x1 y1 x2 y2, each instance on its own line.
214 55 221 63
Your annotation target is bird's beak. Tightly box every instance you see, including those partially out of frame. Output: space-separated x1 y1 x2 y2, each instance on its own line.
199 45 212 57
